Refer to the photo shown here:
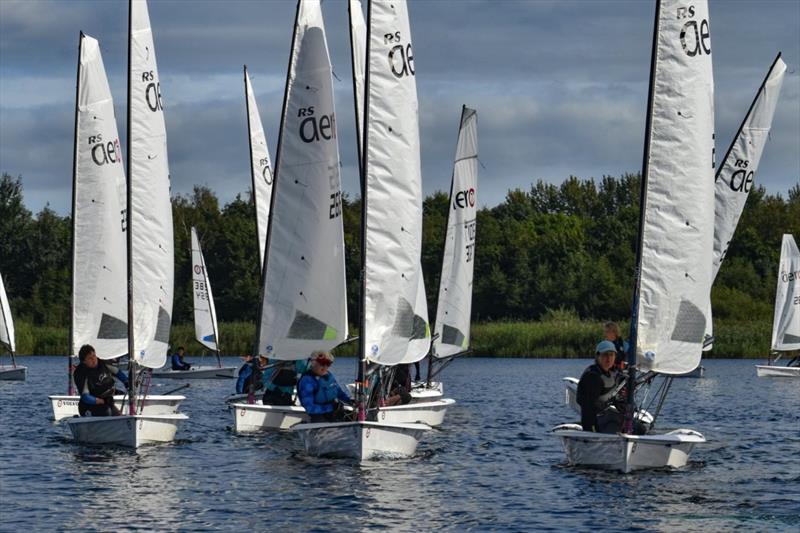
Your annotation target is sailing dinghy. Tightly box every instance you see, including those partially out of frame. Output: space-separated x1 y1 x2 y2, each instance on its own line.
554 0 713 472
66 0 187 447
232 0 349 432
0 273 25 381
152 227 237 379
51 31 184 421
293 0 432 459
756 234 800 377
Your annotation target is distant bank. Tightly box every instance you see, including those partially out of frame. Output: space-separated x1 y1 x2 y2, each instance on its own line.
15 317 772 359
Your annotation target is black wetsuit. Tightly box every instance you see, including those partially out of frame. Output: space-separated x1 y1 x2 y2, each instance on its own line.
73 361 123 417
576 363 621 433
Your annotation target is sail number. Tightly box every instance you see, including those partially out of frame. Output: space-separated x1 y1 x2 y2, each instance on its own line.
329 191 342 219
141 71 163 112
385 32 414 78
677 7 711 57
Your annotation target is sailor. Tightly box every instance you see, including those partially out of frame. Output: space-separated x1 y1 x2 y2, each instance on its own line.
384 364 412 406
73 344 128 417
603 321 629 369
262 357 308 406
235 354 266 395
170 346 191 371
297 351 352 422
576 340 625 433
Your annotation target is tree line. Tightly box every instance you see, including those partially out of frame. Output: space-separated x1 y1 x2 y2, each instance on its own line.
2 172 798 334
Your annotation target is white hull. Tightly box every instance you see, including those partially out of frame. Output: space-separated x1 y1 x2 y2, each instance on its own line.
65 413 188 448
152 365 237 379
49 394 185 421
756 365 800 378
552 424 705 473
409 381 443 402
0 366 26 380
231 401 308 432
293 420 430 460
375 398 455 427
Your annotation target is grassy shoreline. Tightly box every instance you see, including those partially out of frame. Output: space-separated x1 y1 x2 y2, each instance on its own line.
12 318 773 359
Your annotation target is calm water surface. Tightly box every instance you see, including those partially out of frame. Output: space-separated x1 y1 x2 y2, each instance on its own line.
1 357 798 531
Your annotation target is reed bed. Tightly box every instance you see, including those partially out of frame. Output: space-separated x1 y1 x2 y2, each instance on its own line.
14 318 772 359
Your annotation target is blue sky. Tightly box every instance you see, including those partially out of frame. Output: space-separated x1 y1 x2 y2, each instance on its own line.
1 0 798 215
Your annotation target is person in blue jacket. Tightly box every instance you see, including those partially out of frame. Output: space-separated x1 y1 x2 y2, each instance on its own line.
236 354 268 395
297 351 351 422
72 344 128 417
171 346 191 371
263 358 308 406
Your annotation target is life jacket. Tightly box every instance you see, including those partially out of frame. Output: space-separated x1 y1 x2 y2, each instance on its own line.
579 364 618 403
74 362 116 401
612 338 627 368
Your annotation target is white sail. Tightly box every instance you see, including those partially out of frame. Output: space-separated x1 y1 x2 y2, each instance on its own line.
129 0 173 369
255 0 348 360
433 107 478 359
712 55 786 280
635 0 715 375
244 68 274 268
191 228 219 352
349 0 366 155
363 0 430 365
0 273 15 353
71 33 128 359
772 234 800 351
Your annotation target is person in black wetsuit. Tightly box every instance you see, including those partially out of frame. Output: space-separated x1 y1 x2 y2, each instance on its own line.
72 344 129 417
576 340 624 433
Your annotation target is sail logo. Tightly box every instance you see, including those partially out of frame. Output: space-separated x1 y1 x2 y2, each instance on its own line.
781 270 799 283
453 188 476 210
259 158 273 185
141 71 163 112
385 32 414 78
88 134 121 166
677 7 711 57
297 107 336 143
719 159 754 193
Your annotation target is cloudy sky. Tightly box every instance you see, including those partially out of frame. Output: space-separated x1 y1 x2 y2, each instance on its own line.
1 0 798 215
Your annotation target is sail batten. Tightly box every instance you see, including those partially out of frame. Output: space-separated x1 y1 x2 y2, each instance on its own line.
772 235 800 351
255 0 348 360
433 106 478 359
71 33 128 359
128 0 173 369
633 0 715 375
362 0 431 365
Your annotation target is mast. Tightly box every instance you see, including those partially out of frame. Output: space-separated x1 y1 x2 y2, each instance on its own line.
125 0 137 415
243 65 262 276
68 32 83 392
625 0 661 432
355 0 374 421
252 0 301 357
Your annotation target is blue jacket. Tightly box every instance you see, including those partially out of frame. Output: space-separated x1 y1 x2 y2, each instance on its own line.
171 353 190 371
297 371 351 415
236 364 253 394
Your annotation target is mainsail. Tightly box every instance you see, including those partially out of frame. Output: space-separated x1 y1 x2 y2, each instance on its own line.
255 0 348 360
433 107 478 359
0 273 15 354
128 0 174 369
632 0 715 375
712 54 786 280
191 227 220 354
362 0 431 365
71 33 128 359
771 235 800 351
244 67 274 269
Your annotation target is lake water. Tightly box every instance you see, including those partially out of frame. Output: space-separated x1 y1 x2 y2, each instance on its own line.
1 357 798 531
